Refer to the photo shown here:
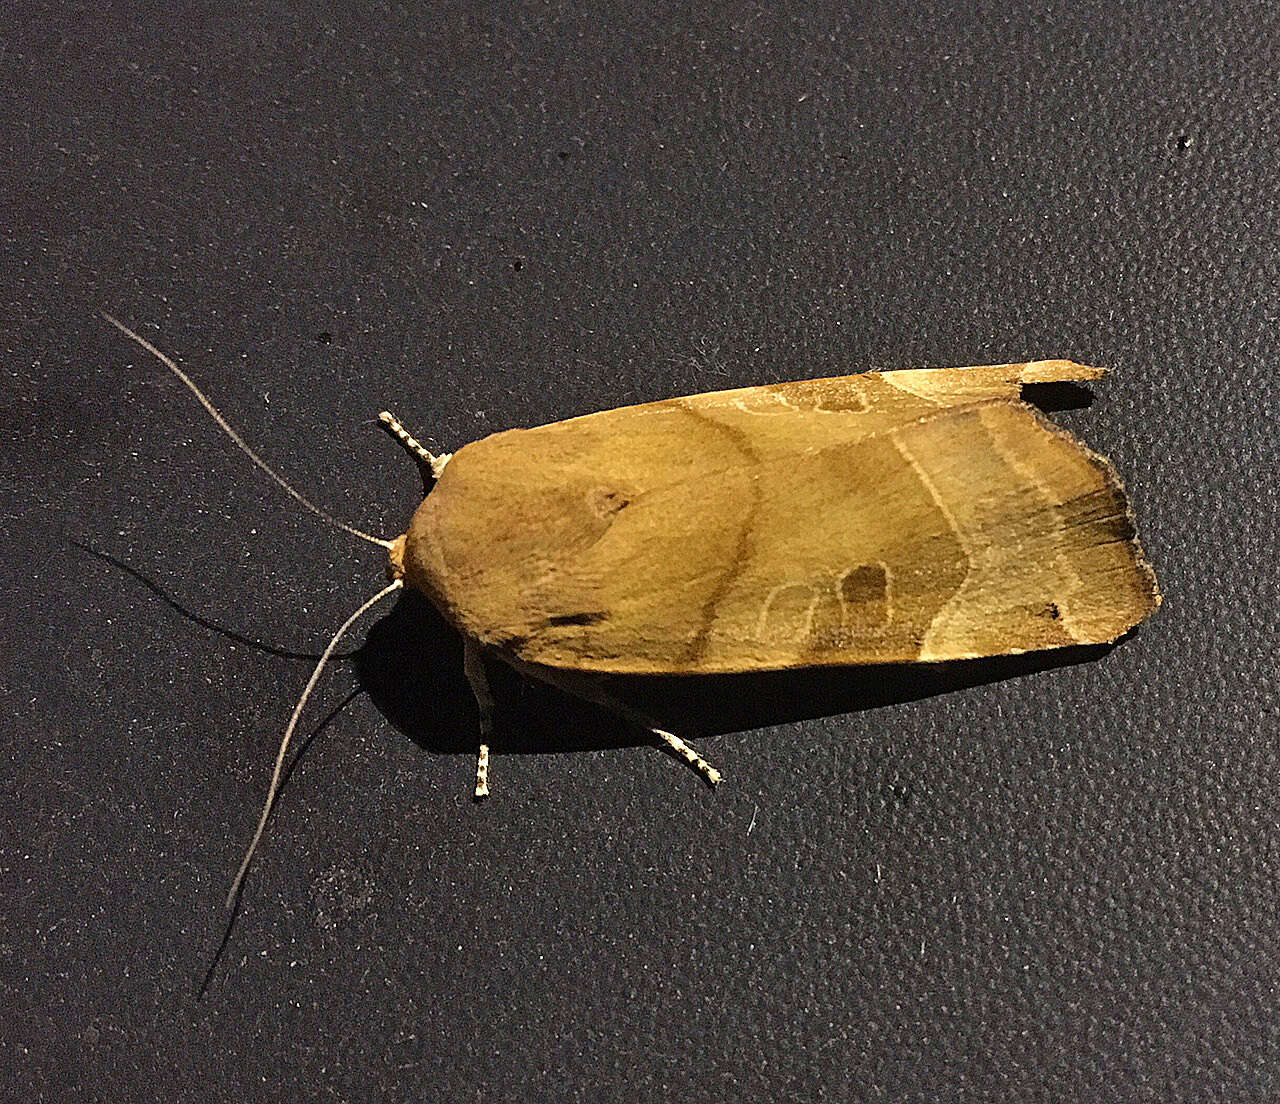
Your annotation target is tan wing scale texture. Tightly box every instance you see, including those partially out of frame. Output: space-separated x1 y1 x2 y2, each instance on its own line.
403 362 1158 673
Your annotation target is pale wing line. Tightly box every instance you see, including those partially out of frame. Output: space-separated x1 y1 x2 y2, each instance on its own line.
727 395 855 416
729 393 804 415
711 384 871 416
975 406 1088 645
754 581 820 643
833 568 853 637
888 430 980 661
878 361 1093 399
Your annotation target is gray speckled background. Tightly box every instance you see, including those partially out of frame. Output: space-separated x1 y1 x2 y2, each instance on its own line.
5 2 1277 1100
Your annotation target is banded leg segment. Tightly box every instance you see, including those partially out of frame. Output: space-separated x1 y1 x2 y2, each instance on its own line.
500 655 723 787
463 638 495 799
474 743 490 800
654 729 722 786
378 410 452 480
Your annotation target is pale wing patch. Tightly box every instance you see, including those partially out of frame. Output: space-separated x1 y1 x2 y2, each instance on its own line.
755 563 893 649
898 403 1118 660
755 581 821 643
976 418 1089 640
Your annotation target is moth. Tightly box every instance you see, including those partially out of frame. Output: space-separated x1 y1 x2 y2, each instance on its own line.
104 316 1160 905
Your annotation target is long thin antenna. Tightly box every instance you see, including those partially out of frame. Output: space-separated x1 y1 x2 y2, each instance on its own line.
226 578 403 908
102 313 392 550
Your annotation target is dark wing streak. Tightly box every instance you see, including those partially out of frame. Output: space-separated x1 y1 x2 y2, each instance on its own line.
670 403 763 665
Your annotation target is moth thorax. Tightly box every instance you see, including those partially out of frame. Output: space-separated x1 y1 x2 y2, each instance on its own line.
386 533 407 581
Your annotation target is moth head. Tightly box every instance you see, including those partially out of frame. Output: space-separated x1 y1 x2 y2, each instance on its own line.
386 533 408 582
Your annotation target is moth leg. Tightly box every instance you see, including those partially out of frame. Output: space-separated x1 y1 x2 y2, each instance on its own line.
651 728 723 786
462 638 494 800
500 656 722 787
474 743 490 800
377 410 452 480
579 684 722 785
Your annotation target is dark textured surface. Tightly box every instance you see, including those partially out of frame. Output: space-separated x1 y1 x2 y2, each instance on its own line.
4 3 1278 1101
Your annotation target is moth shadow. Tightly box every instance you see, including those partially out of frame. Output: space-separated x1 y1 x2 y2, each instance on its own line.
356 589 637 756
355 590 1119 758
1022 380 1096 412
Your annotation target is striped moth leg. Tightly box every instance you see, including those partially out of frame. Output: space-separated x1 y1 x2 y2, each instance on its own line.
501 654 722 787
462 638 494 800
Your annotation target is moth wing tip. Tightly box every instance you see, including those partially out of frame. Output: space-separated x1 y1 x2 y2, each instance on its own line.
1024 359 1108 383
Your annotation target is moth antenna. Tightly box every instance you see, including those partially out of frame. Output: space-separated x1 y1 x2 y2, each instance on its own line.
379 410 451 480
102 313 393 550
226 578 404 908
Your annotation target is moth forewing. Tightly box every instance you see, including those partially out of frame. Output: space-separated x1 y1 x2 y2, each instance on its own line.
402 362 1158 675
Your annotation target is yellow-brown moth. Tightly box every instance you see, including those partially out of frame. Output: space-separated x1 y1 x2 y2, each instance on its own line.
104 316 1160 905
